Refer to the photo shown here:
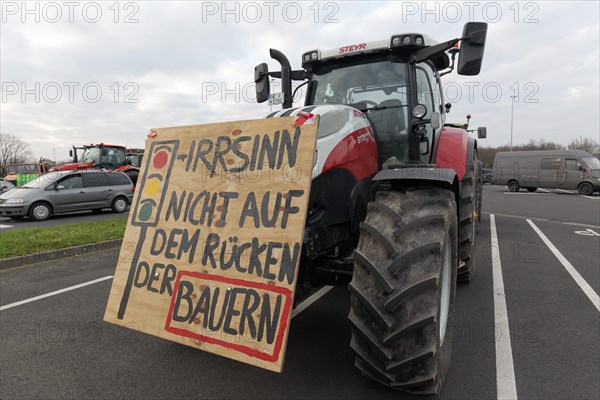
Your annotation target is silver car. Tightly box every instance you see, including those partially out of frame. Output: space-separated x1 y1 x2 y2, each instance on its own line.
0 170 134 221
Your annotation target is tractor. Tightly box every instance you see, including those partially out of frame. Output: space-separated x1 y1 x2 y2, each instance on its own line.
253 22 488 394
52 143 140 186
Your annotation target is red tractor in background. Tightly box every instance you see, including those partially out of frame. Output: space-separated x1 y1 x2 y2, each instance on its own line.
52 143 140 186
254 22 488 393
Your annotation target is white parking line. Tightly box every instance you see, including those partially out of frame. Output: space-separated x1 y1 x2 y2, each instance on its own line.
537 188 550 193
0 276 114 311
291 286 334 319
0 224 13 229
556 188 574 194
527 219 600 312
490 214 518 400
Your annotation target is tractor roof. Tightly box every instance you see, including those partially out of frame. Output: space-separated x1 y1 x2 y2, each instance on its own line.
301 34 438 67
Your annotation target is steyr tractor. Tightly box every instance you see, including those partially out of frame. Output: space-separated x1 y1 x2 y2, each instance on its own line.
52 143 140 185
253 22 488 394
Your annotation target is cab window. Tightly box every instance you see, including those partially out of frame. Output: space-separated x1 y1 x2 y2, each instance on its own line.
565 159 583 171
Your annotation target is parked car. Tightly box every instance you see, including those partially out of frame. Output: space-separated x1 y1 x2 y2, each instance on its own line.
493 150 600 194
482 168 493 184
0 170 134 221
0 180 15 194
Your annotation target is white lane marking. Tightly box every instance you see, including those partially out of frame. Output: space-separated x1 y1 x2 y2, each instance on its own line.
503 192 539 195
291 286 334 319
482 212 600 229
574 229 600 237
0 276 113 311
490 214 519 400
527 219 600 312
537 188 550 193
582 195 600 200
0 224 13 229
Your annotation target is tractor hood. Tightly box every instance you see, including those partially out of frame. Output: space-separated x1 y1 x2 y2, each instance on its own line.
266 105 378 180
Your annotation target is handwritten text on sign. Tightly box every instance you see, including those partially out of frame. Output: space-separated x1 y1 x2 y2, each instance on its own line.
104 117 318 372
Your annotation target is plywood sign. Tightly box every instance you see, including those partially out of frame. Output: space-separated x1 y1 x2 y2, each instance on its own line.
104 116 318 372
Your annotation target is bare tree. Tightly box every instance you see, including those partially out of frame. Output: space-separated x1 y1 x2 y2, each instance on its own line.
568 136 599 154
0 132 33 178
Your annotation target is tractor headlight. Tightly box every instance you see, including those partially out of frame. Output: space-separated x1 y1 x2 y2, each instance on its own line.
412 104 428 119
402 36 411 45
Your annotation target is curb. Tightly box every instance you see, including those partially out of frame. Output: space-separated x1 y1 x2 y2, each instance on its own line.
0 239 123 271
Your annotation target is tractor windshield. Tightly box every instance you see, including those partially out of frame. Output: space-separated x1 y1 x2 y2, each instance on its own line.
308 56 411 166
82 147 126 170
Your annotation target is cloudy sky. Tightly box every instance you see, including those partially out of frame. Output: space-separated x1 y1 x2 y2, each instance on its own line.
1 1 599 161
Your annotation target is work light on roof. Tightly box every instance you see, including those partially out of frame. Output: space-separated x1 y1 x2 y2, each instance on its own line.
302 50 319 65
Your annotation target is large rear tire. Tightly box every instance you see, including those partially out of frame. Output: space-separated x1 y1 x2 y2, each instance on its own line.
348 188 458 394
124 169 139 186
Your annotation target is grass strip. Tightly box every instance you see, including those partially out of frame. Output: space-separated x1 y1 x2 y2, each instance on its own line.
0 218 127 259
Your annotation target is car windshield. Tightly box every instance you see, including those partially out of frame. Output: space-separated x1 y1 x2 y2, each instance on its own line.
582 157 600 169
21 172 62 188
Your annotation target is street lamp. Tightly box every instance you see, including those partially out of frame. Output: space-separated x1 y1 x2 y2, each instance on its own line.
53 149 56 162
510 95 516 151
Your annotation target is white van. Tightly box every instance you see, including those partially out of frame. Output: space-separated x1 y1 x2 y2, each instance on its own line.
493 150 600 195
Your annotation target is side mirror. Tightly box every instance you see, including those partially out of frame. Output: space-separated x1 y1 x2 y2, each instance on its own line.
254 63 270 103
56 184 65 190
458 22 488 76
69 149 73 157
477 127 487 139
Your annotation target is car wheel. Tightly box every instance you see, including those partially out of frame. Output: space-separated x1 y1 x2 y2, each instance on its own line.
507 181 520 192
28 202 52 221
111 197 128 213
578 182 594 196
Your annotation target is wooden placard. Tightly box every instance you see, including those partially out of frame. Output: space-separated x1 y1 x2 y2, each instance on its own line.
104 116 318 372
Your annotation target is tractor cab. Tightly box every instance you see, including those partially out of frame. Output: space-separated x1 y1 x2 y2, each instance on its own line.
80 144 127 170
255 22 487 169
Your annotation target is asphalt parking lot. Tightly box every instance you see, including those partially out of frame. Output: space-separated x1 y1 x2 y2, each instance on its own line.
0 185 598 399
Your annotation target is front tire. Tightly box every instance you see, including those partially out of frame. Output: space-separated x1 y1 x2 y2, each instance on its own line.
507 181 520 192
348 188 458 394
28 202 52 221
578 182 594 195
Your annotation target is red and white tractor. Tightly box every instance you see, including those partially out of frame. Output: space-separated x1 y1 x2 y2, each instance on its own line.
254 22 488 393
